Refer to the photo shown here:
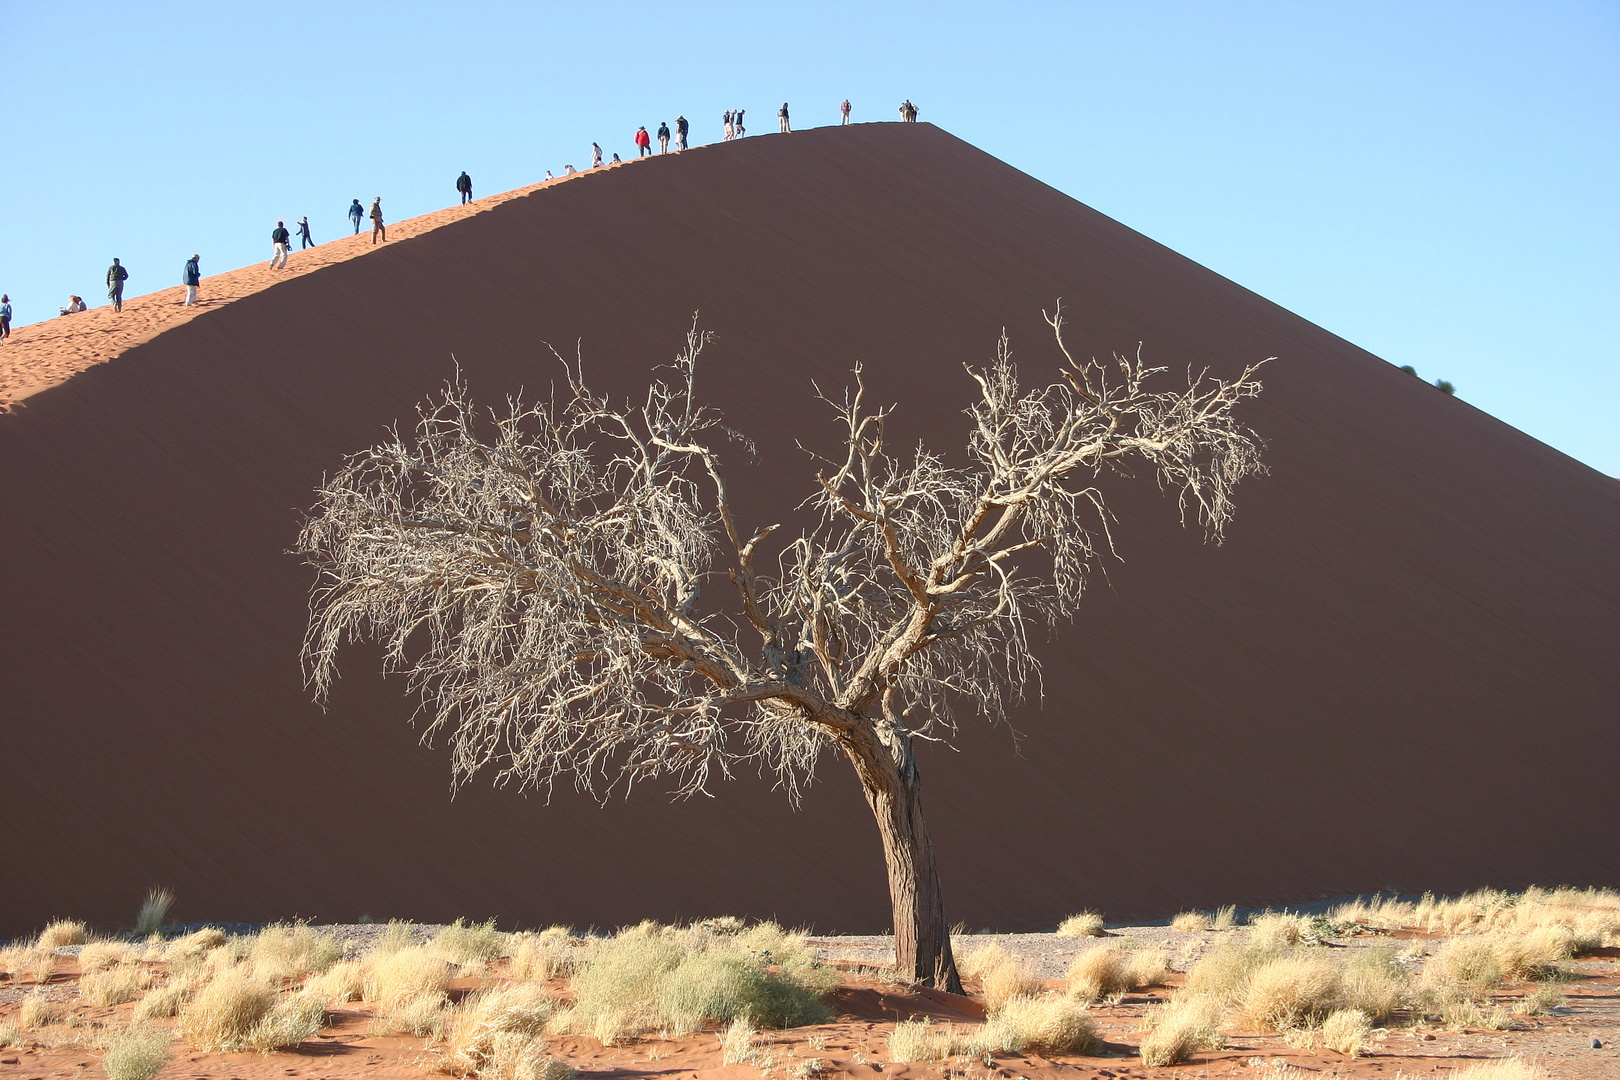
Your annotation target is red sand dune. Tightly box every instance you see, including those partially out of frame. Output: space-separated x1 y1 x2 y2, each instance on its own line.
1 123 1615 940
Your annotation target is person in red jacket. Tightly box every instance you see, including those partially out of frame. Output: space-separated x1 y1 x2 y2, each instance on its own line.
634 126 652 158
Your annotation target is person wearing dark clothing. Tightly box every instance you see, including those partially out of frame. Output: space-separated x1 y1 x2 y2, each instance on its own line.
635 126 652 157
900 99 918 122
106 258 128 312
723 110 733 140
675 114 688 150
656 122 670 154
270 221 291 269
370 198 386 244
298 217 313 248
841 99 852 125
734 108 745 136
348 199 364 234
182 255 201 306
778 103 790 133
456 171 473 205
0 294 12 342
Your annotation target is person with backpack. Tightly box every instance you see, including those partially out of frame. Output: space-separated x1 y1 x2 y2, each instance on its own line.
656 121 670 154
269 221 291 269
841 99 852 125
348 199 364 234
370 198 386 244
297 217 314 249
456 171 473 205
106 258 129 312
734 108 745 136
182 255 201 306
635 125 652 157
675 115 688 150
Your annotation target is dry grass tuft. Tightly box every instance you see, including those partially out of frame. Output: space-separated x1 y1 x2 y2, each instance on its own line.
0 1022 21 1049
1517 983 1565 1016
1454 1060 1545 1080
365 946 455 1009
1055 912 1106 937
163 928 227 966
958 944 1012 982
78 941 140 972
980 955 1044 1012
432 918 508 968
243 990 327 1052
1181 940 1283 1004
1138 994 1224 1066
249 922 344 982
37 920 89 949
977 995 1097 1055
1248 913 1311 948
510 927 578 980
1239 954 1342 1030
19 991 71 1028
307 960 366 1006
1424 937 1502 996
80 963 152 1006
438 983 557 1075
1212 905 1238 931
1171 912 1212 932
133 977 195 1021
722 1019 772 1066
177 968 279 1051
1124 948 1172 990
886 1019 956 1062
101 1024 172 1080
373 991 452 1037
1320 1008 1371 1056
1066 946 1130 1003
1340 946 1408 1020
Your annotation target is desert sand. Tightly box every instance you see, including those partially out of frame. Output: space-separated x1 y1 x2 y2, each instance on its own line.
1 123 1616 939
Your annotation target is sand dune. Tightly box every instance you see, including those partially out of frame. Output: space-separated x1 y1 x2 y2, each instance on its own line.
1 123 1615 940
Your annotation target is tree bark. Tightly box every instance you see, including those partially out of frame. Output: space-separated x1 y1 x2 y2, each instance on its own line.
844 723 963 993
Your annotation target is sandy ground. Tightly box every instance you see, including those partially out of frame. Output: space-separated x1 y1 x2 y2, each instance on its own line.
2 926 1616 1080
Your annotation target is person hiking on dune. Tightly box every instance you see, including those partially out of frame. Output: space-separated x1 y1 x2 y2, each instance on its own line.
370 198 386 244
841 99 852 125
656 121 670 154
298 217 314 249
270 220 291 269
456 171 473 205
182 255 201 306
106 258 128 312
675 114 688 150
591 143 603 167
723 110 733 141
635 125 651 157
0 294 13 342
734 108 745 137
348 199 364 234
778 102 790 133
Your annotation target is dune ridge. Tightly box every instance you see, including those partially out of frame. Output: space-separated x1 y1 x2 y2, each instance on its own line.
1 122 1615 941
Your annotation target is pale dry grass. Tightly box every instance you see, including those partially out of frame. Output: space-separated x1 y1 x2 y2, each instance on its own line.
1239 954 1342 1030
1055 912 1106 937
177 968 278 1050
1453 1060 1545 1080
80 963 152 1006
1182 940 1284 1004
307 959 366 1005
510 927 578 980
1517 983 1565 1015
1424 937 1503 996
886 1018 956 1062
722 1019 773 1066
101 1024 172 1080
133 977 195 1021
1170 911 1212 932
977 995 1097 1055
980 955 1043 1012
243 989 327 1052
437 984 557 1075
78 940 139 972
1320 1007 1371 1056
19 991 71 1028
37 919 90 949
1248 913 1310 948
432 918 508 969
163 927 227 966
1331 888 1619 945
249 922 344 982
373 991 452 1037
1124 948 1172 990
1138 994 1224 1066
1065 946 1130 1003
1212 905 1238 931
365 946 455 1008
1340 946 1409 1020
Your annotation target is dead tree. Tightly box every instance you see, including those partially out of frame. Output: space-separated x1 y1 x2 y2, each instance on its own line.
298 307 1267 991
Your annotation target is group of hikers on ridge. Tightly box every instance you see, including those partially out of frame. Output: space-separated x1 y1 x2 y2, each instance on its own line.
16 98 920 332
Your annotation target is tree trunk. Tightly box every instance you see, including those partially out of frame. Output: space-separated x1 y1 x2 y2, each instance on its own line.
845 724 963 993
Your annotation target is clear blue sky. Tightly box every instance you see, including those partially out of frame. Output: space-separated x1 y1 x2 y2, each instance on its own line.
2 1 1615 473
